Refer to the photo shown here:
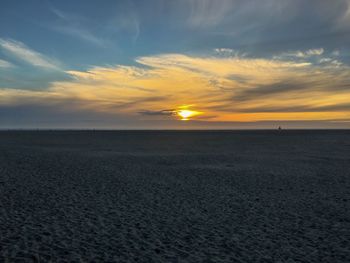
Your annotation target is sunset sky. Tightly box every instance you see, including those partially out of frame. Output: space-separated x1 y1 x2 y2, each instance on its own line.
1 0 350 129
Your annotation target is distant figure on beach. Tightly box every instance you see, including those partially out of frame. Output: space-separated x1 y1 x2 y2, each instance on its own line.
278 126 282 131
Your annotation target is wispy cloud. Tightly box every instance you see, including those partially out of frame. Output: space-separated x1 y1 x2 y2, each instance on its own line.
54 25 108 47
184 0 234 28
274 48 345 69
1 50 350 124
138 109 175 116
213 48 247 58
111 13 140 44
50 8 109 47
0 38 61 70
276 48 324 59
51 6 141 46
0 59 14 68
335 0 350 29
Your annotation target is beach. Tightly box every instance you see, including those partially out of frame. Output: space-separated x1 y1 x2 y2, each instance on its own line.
0 130 349 262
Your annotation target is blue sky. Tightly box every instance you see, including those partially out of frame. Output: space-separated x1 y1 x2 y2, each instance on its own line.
1 0 350 129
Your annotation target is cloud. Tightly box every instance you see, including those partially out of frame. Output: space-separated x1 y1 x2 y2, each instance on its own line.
306 48 324 56
50 8 109 47
232 81 310 101
184 0 235 28
140 0 350 58
336 0 350 29
214 48 247 58
1 50 350 126
277 48 324 58
50 6 140 46
138 109 175 116
226 102 350 113
332 50 340 56
0 59 14 68
107 6 140 44
54 25 108 47
0 39 61 70
0 39 71 90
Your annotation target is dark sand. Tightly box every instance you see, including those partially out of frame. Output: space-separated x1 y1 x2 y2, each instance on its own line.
0 130 349 262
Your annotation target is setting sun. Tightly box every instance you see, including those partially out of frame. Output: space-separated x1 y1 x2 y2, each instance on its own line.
177 109 200 121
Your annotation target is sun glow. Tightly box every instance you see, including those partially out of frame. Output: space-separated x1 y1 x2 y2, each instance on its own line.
177 109 200 121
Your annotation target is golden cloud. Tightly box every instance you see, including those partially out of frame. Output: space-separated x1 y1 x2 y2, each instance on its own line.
1 53 350 122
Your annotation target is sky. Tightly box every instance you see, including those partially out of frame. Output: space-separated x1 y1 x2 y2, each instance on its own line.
1 0 350 129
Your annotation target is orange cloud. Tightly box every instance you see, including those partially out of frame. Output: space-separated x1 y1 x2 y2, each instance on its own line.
1 52 350 123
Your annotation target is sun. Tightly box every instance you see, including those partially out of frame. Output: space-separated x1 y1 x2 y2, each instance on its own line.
177 109 200 121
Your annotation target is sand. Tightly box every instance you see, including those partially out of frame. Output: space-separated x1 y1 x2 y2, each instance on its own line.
0 130 349 262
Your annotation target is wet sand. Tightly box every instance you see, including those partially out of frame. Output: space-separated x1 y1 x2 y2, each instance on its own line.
0 130 349 262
